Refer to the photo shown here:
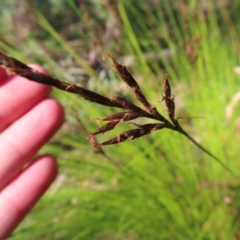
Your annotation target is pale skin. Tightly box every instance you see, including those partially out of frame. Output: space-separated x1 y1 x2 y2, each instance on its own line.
0 65 64 239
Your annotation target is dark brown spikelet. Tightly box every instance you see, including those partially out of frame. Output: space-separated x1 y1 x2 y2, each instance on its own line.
130 122 166 139
163 73 171 98
99 130 135 146
160 74 176 123
98 111 142 122
167 98 175 121
163 96 175 121
105 53 139 89
0 51 123 109
105 53 156 113
99 123 165 146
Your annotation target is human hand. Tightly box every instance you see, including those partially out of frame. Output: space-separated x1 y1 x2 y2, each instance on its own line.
0 65 64 239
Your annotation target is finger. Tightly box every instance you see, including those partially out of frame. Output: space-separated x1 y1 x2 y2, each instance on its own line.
0 98 64 189
0 155 58 240
0 65 51 133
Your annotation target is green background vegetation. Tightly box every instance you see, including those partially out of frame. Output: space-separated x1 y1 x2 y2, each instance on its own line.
1 0 240 239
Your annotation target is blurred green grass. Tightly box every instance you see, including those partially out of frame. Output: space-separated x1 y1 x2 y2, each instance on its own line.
1 0 240 239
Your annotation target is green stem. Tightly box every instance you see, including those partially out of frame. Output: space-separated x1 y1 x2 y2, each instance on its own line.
178 127 235 177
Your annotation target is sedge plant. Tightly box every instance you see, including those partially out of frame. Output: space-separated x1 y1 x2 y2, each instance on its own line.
1 0 240 239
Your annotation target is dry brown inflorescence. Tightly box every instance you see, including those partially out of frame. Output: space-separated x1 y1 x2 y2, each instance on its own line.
0 51 181 147
0 51 233 175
